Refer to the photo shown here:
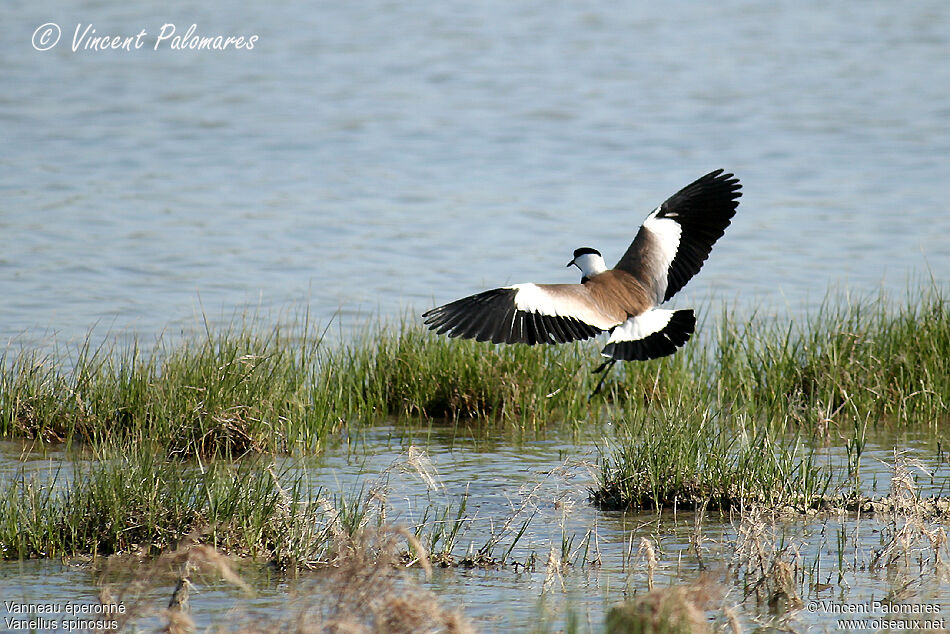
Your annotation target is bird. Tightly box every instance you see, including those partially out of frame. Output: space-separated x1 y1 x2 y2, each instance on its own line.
422 169 741 396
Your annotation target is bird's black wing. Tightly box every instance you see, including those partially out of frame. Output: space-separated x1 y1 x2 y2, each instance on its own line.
614 169 741 303
422 285 611 345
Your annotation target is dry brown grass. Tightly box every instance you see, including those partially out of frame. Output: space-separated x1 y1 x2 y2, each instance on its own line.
605 580 721 634
868 451 950 599
731 507 804 614
234 526 472 634
637 537 659 591
95 531 252 633
94 525 472 634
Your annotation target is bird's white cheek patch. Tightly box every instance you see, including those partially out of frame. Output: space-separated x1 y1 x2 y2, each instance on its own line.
573 253 608 277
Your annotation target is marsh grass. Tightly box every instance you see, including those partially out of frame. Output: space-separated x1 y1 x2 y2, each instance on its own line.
0 287 946 507
0 316 694 456
0 444 336 565
260 526 474 634
321 319 600 424
605 580 721 634
731 506 805 613
715 285 950 430
870 451 950 582
0 442 551 575
593 286 949 510
0 316 621 457
592 407 832 511
0 317 326 455
1 287 946 458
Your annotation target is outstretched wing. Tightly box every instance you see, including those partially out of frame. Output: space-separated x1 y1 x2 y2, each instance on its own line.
422 283 618 345
615 169 741 303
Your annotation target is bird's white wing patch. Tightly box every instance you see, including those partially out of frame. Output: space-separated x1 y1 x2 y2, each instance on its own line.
606 308 675 345
509 283 617 330
642 210 682 300
510 283 563 314
601 308 695 361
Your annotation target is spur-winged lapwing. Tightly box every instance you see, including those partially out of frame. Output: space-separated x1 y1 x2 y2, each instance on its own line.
422 169 741 395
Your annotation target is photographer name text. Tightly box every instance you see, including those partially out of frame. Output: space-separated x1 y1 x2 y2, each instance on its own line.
33 23 258 52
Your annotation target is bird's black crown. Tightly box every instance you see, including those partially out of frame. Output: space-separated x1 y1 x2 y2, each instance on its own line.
573 247 601 258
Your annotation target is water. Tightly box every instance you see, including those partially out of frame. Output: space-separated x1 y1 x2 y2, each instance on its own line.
2 1 949 349
2 0 950 630
1 428 949 630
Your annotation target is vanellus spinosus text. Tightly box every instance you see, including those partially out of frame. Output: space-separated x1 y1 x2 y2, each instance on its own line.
423 169 741 396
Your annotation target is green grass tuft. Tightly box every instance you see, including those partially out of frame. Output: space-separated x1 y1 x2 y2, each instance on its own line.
0 445 338 566
592 408 831 511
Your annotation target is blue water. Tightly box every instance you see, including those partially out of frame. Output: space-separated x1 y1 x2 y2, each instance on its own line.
2 0 950 630
2 0 949 350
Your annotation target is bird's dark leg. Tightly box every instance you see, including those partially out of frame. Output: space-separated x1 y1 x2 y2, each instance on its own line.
589 359 618 400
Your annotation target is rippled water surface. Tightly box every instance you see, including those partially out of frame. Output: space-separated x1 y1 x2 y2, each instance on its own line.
2 0 950 630
3 0 949 348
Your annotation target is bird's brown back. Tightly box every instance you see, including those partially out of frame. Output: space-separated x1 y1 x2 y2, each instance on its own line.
582 269 654 321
